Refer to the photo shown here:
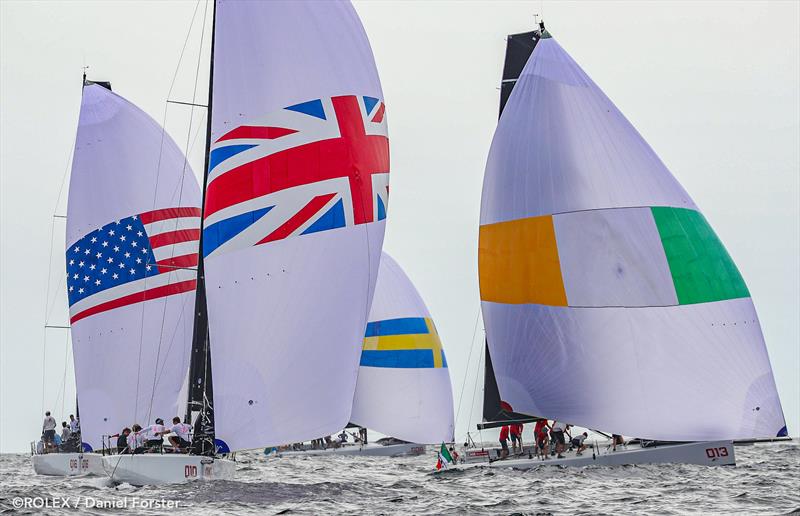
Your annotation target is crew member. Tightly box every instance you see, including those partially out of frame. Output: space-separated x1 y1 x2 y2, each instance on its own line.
116 428 131 454
510 423 523 454
60 421 71 443
69 414 79 434
536 424 549 460
571 432 589 455
42 411 57 447
143 418 167 452
499 425 510 459
163 416 192 452
551 420 567 459
128 424 145 454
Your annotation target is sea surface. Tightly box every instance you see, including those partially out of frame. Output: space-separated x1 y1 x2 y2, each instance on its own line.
1 442 798 515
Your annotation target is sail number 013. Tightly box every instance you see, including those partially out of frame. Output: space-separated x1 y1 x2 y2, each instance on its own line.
705 447 729 459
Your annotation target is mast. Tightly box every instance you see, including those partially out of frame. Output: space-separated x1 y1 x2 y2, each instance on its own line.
498 27 542 117
185 0 216 447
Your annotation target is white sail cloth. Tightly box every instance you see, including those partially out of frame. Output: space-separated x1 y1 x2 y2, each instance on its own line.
350 253 455 444
205 0 389 451
479 36 786 440
66 84 200 448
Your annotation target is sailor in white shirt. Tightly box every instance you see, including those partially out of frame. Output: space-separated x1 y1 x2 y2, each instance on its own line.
550 420 567 458
163 416 192 452
143 418 167 451
69 415 79 434
42 411 57 445
128 424 145 454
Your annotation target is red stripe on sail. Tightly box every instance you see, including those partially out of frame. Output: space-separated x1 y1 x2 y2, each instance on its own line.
216 126 297 142
156 254 199 270
139 207 201 225
204 96 389 223
257 193 336 245
149 229 200 249
371 103 385 123
70 279 196 324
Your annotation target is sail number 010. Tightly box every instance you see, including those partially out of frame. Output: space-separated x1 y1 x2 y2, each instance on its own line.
705 447 729 459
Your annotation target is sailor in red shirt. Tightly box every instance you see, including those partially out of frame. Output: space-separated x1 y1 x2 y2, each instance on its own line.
499 425 510 459
534 419 550 459
510 423 523 454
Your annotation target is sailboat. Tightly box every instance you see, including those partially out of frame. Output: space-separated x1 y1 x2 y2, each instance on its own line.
272 252 455 457
103 0 390 484
458 23 787 469
32 78 201 477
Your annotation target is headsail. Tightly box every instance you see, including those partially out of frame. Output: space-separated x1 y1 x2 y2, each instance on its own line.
65 83 201 448
205 0 389 451
479 33 786 440
351 252 454 444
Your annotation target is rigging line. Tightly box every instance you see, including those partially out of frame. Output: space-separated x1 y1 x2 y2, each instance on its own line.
52 122 78 219
150 292 192 399
467 329 485 442
59 333 70 419
45 274 66 325
41 216 57 415
40 139 73 415
454 304 481 435
133 0 202 424
147 0 210 423
163 109 207 205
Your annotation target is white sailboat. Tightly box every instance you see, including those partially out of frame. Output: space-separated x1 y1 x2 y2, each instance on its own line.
455 23 787 470
33 77 201 477
272 252 455 458
105 0 391 484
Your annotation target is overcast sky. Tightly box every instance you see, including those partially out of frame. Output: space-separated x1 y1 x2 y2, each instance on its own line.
1 1 798 453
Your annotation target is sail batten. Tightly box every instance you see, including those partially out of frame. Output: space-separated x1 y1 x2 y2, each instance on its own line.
479 34 786 440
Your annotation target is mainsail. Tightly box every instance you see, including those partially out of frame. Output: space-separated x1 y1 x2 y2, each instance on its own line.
350 252 454 444
479 31 787 441
65 82 201 448
204 0 389 451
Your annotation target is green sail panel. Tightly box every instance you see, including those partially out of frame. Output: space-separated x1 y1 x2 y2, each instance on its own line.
651 207 749 304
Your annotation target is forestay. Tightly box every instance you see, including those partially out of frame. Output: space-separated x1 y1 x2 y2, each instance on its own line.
66 84 201 449
351 253 454 444
478 35 787 441
205 0 389 451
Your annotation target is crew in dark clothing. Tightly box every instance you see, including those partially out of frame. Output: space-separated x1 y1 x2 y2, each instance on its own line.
117 428 131 454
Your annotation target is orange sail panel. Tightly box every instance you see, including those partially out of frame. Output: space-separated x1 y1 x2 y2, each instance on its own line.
478 215 567 306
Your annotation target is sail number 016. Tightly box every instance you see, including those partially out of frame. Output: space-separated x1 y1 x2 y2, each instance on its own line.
705 447 729 459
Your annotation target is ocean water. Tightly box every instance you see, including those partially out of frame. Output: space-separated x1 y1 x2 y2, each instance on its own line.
1 442 798 515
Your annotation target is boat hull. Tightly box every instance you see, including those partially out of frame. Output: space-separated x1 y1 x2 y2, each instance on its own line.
102 454 235 485
452 440 735 470
32 453 105 476
272 442 426 458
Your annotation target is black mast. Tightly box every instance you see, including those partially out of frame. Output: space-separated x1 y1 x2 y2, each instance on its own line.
479 24 546 430
498 29 542 117
185 0 217 455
